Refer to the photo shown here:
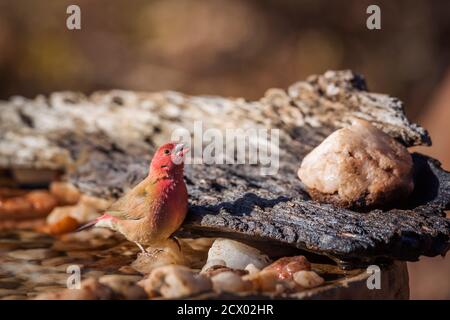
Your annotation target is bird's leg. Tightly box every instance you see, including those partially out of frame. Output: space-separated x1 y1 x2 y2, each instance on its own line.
134 242 147 254
135 242 163 257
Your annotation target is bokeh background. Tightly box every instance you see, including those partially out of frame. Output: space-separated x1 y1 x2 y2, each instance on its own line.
0 0 448 299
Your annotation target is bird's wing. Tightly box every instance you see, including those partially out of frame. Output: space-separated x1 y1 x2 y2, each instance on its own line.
106 177 155 220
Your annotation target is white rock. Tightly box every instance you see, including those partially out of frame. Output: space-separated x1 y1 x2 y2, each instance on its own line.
298 119 414 207
293 270 325 288
210 271 252 293
205 239 271 270
244 263 261 275
200 259 226 274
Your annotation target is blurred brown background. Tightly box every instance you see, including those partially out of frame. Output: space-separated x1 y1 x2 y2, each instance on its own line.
0 0 448 299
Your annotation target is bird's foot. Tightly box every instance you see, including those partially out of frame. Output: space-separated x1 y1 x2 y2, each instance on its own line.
142 248 164 258
134 242 147 254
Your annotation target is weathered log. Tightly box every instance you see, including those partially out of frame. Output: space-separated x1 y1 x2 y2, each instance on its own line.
0 70 448 266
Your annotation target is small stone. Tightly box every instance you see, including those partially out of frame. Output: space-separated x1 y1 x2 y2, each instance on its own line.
262 256 311 280
118 265 141 275
244 263 261 275
78 195 111 211
99 274 142 288
210 271 253 293
33 286 65 292
26 273 69 286
34 278 114 300
65 251 99 259
47 215 79 235
40 256 77 267
243 256 312 293
0 288 27 297
49 182 81 205
7 248 58 260
293 270 325 289
87 256 134 272
52 263 85 272
139 265 212 299
1 295 28 300
204 239 271 270
82 271 105 279
119 285 148 300
200 259 226 274
99 275 146 299
52 229 118 251
0 261 48 276
25 191 58 216
46 198 104 234
17 230 52 241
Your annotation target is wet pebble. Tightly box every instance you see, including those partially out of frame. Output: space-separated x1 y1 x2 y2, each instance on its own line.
99 275 145 299
40 256 78 267
34 285 66 292
0 288 27 297
0 261 48 276
118 266 141 275
1 295 28 300
25 273 69 286
7 248 58 260
0 278 22 289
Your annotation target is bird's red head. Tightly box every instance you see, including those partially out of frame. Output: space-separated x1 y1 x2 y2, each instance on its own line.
150 142 189 176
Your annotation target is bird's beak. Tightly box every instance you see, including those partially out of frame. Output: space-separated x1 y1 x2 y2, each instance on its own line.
174 143 189 157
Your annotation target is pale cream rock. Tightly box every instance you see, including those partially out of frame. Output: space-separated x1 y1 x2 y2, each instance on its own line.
210 271 253 293
7 248 58 260
200 259 227 274
244 263 261 275
46 194 111 227
98 275 146 299
293 270 325 289
298 119 414 207
139 265 212 298
49 182 81 205
34 278 114 300
205 238 271 270
243 271 294 293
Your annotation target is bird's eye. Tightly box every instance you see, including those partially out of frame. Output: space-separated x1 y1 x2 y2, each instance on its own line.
163 149 170 155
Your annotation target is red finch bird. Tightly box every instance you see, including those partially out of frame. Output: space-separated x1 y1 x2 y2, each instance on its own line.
78 142 189 253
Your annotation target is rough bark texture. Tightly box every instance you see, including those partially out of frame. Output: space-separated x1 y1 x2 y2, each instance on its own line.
0 70 448 266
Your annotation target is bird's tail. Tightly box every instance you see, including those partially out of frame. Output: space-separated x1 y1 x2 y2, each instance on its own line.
76 219 99 232
75 213 115 232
